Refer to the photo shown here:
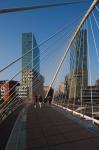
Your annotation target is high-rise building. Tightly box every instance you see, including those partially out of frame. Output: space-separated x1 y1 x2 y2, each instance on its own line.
70 29 87 74
22 33 40 99
68 29 88 101
22 32 40 72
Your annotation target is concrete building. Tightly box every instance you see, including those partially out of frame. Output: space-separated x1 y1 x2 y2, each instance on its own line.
81 86 99 104
16 85 29 99
22 69 33 99
59 83 65 94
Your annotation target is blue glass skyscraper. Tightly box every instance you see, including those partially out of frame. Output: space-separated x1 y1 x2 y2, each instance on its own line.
22 33 40 72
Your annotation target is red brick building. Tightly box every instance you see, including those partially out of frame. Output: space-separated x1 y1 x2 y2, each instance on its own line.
0 80 19 101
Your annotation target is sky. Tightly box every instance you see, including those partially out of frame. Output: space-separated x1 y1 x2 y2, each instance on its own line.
0 0 98 87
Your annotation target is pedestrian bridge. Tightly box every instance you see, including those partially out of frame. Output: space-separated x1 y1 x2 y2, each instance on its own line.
4 102 99 150
0 0 99 149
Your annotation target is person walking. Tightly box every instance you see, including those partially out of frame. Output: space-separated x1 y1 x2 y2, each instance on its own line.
33 95 38 108
38 95 43 108
48 96 52 105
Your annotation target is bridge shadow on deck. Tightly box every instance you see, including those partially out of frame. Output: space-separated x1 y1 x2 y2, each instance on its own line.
26 104 99 150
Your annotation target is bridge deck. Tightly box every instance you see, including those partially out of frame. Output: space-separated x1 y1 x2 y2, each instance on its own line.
26 104 99 150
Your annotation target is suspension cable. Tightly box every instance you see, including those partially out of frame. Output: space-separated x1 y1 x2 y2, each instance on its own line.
80 23 85 111
95 6 99 12
86 19 94 120
89 14 99 60
92 11 99 30
0 1 87 14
